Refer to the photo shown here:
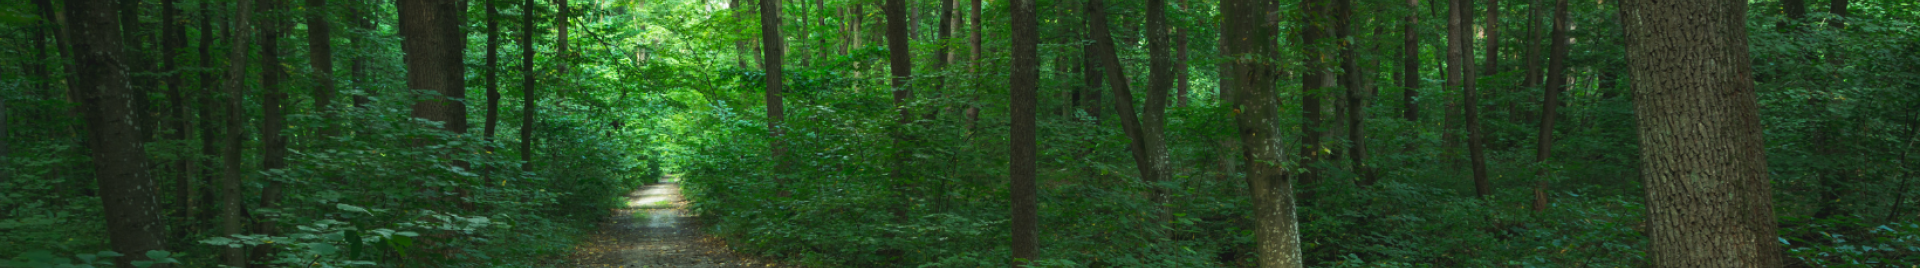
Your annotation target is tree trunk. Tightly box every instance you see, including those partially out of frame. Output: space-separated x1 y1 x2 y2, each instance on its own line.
1008 0 1039 262
1299 0 1329 186
1458 0 1490 198
1521 0 1541 90
762 0 786 188
1443 0 1462 169
522 0 538 165
1087 0 1166 199
1482 0 1499 76
194 0 219 232
120 0 157 143
1146 0 1177 235
349 0 372 107
252 0 291 264
218 0 254 263
161 0 191 238
556 0 569 75
307 0 335 135
485 0 501 141
1619 0 1782 266
400 0 469 132
1533 0 1568 212
882 0 914 258
1224 0 1302 265
1339 0 1374 186
72 0 172 265
1402 0 1420 122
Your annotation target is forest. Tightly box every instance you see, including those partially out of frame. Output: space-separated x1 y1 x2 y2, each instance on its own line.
0 0 1916 266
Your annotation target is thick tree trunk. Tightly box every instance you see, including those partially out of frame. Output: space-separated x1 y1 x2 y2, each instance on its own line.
882 0 914 258
1088 0 1169 210
1534 0 1568 212
1619 0 1782 266
120 0 157 143
1145 0 1177 234
1224 0 1302 265
1008 0 1039 262
400 0 469 133
71 0 172 265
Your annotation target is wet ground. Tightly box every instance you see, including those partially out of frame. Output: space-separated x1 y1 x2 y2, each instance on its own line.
566 181 791 268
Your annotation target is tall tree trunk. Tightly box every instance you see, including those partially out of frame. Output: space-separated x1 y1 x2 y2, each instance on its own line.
1402 0 1420 121
1174 0 1190 108
161 0 190 239
1138 0 1177 235
400 0 469 132
1619 0 1782 266
1299 0 1329 186
485 0 501 140
556 0 569 75
937 0 953 68
194 0 219 231
1008 0 1039 262
349 0 372 107
121 0 157 143
1224 0 1302 265
252 0 291 264
307 0 335 135
1458 0 1490 198
1443 0 1462 169
218 0 255 265
1482 0 1499 76
969 0 981 65
72 0 172 265
762 0 786 188
1533 0 1568 212
1521 0 1541 90
1338 0 1374 186
882 0 914 258
521 0 538 165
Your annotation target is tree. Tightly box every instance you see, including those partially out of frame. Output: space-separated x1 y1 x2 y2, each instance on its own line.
486 0 503 141
399 0 469 133
70 0 172 266
883 0 914 258
308 0 336 135
1298 0 1329 186
253 0 294 263
1224 0 1302 265
1008 0 1039 262
1086 0 1171 234
1533 0 1568 211
1402 0 1419 121
762 0 786 186
161 0 190 232
522 0 538 165
218 0 257 264
1619 0 1783 266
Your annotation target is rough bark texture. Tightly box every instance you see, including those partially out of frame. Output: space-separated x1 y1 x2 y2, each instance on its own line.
70 0 172 266
1142 0 1175 229
400 0 468 133
1008 0 1039 262
1534 0 1569 212
1620 0 1783 266
218 0 254 264
1224 0 1302 266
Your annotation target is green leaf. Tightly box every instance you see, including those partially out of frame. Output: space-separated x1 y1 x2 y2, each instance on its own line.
310 243 339 255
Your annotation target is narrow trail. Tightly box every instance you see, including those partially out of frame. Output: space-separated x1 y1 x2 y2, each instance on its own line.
566 179 790 268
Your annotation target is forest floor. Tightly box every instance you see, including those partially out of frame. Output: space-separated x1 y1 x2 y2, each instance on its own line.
564 178 793 268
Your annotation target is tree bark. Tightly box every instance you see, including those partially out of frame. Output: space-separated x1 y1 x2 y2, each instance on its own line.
161 0 191 238
1458 0 1490 198
1146 0 1176 234
1299 0 1329 186
1482 0 1499 76
1619 0 1782 266
400 0 468 133
218 0 254 264
762 0 786 187
1338 0 1374 186
252 0 291 264
194 0 219 232
1087 0 1170 219
883 0 914 258
486 0 502 141
1402 0 1420 121
556 0 570 75
71 0 172 265
1224 0 1303 265
120 0 156 143
522 0 538 165
1008 0 1039 262
1533 0 1568 212
307 0 335 135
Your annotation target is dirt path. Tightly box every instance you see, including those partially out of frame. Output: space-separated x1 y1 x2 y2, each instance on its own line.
566 181 789 268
